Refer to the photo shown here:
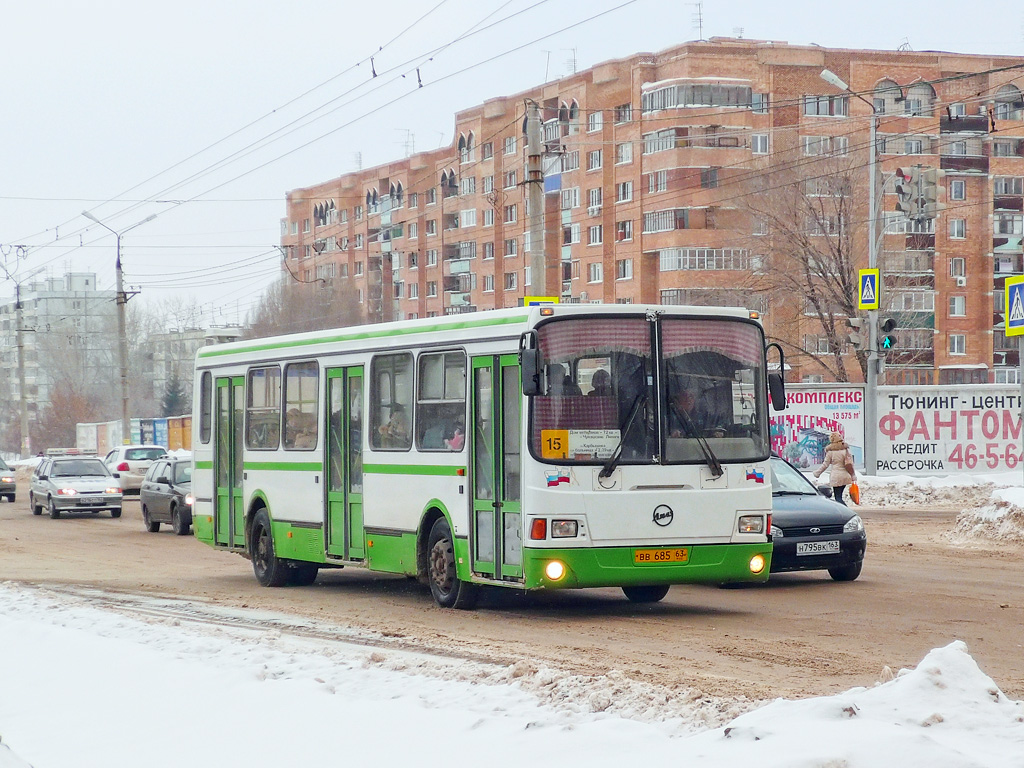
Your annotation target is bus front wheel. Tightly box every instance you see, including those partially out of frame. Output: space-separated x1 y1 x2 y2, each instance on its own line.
622 585 670 603
427 518 476 609
251 509 289 587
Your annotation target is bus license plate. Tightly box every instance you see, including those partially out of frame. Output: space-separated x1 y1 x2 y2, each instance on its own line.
634 548 689 564
796 540 840 556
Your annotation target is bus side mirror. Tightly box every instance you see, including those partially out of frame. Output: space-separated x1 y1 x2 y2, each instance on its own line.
768 373 785 412
519 331 541 396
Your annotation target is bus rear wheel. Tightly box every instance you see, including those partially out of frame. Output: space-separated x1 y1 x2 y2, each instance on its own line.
250 509 289 587
622 584 670 603
427 518 476 609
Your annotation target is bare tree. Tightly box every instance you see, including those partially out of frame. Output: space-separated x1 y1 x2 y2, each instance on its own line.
244 276 363 340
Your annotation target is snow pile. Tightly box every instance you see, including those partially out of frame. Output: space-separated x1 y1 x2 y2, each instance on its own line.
949 487 1024 546
2 586 1024 767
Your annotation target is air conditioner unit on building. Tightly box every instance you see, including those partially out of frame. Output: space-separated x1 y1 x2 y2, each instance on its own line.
588 206 602 217
956 276 967 287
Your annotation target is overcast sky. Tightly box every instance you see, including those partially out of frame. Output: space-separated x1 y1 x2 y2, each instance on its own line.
2 0 1022 328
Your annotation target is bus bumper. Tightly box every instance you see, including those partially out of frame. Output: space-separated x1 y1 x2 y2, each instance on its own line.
521 543 772 590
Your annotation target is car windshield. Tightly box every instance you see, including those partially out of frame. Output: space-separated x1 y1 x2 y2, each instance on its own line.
51 460 109 478
173 463 192 484
529 315 768 466
126 448 167 461
770 458 817 494
0 459 10 471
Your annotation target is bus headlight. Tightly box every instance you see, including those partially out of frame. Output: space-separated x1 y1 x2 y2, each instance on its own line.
544 560 566 581
749 554 767 574
738 515 765 534
550 520 578 538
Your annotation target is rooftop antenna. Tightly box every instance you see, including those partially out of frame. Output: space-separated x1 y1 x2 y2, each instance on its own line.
565 48 577 75
733 27 744 39
353 152 363 170
395 129 415 157
690 2 704 40
542 50 551 81
898 38 913 51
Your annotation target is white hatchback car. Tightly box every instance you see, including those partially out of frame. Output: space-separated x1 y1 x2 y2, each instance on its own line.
103 445 169 495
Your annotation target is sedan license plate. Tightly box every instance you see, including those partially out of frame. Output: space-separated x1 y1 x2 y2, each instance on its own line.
796 540 840 556
79 498 104 506
634 547 689 564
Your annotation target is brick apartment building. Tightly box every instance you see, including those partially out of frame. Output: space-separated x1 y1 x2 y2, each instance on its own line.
280 37 1024 385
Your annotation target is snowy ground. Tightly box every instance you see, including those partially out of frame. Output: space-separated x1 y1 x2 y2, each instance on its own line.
5 464 1024 766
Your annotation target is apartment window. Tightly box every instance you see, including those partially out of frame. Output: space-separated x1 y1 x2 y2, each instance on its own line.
587 150 602 170
504 204 517 223
588 111 603 132
949 295 966 316
355 234 364 248
289 221 298 235
504 136 517 155
483 241 494 259
616 181 633 203
426 249 438 267
460 209 477 228
648 170 667 193
355 205 363 220
897 291 935 312
483 274 494 292
949 219 966 238
803 94 848 117
340 236 349 250
643 209 689 233
700 168 719 189
950 179 966 201
504 238 517 256
408 222 418 239
460 177 476 196
560 187 580 210
588 187 603 211
561 151 580 172
303 218 311 233
751 134 769 154
949 103 967 117
751 93 769 114
504 272 517 290
993 141 1015 157
615 259 633 280
904 139 924 155
426 188 436 205
615 142 633 164
427 281 437 297
949 334 966 355
503 170 517 189
614 103 632 123
426 219 437 236
996 213 1024 235
995 176 1024 195
483 208 494 227
949 140 968 156
950 257 965 277
588 225 603 245
408 283 419 299
354 261 364 276
524 265 532 287
616 220 633 241
562 223 581 245
482 175 494 193
481 142 493 160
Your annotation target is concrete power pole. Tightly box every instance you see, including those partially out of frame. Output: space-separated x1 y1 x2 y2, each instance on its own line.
526 101 547 296
15 282 30 457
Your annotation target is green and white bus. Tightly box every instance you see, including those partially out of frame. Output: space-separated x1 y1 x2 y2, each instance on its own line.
191 304 785 608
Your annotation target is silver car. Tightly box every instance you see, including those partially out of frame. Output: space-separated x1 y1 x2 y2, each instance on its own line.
103 445 168 494
29 457 123 519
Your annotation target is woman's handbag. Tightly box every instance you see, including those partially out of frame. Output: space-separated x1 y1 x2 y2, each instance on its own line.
848 482 861 505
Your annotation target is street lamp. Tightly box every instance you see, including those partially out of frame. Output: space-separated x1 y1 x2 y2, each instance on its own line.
820 69 881 475
81 211 157 445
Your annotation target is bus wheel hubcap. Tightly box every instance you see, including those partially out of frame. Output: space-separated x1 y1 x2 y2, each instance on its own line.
430 541 453 592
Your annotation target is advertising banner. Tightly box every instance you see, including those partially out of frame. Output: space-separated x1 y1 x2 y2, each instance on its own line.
770 385 865 470
876 385 1023 475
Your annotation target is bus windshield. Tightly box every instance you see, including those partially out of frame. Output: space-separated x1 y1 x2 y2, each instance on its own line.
529 315 769 465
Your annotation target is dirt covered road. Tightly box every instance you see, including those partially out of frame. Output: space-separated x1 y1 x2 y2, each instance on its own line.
2 476 1023 704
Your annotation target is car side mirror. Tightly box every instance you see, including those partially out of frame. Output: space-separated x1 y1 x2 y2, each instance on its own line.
818 486 833 498
157 476 170 484
39 474 48 481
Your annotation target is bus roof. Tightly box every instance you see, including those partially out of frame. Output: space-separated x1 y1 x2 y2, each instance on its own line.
195 304 756 365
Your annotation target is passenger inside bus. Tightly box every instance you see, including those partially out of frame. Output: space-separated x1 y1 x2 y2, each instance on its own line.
547 363 582 396
588 368 613 397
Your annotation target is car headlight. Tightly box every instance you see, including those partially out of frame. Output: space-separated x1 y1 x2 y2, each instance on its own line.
843 515 864 533
0 476 13 483
184 494 195 506
770 525 783 538
105 487 121 495
57 488 78 496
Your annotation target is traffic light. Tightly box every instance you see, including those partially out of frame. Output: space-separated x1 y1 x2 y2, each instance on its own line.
894 167 919 218
846 317 867 350
919 168 943 219
879 318 898 351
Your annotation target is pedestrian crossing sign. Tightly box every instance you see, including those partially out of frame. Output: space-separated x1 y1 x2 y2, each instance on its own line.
858 269 880 311
1005 275 1024 337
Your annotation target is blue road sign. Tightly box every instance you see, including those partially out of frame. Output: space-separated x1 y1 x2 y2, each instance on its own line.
1006 276 1024 337
858 269 879 311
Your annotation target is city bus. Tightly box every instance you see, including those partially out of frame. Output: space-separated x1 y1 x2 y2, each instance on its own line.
191 304 785 608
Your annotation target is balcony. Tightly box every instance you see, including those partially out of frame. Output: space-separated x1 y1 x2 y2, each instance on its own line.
940 155 988 174
995 196 1024 212
940 115 989 134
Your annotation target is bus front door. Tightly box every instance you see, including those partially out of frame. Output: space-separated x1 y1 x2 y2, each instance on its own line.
470 355 522 581
325 367 365 561
214 376 245 548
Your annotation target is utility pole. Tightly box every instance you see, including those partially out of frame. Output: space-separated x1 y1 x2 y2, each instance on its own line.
15 282 30 458
82 211 156 444
526 101 547 296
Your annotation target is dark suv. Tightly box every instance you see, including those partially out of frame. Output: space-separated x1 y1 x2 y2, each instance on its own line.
139 455 193 535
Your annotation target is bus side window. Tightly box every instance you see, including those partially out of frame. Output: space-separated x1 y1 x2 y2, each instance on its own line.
371 353 413 450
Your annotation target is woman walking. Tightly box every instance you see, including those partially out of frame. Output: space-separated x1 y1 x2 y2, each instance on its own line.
813 431 856 505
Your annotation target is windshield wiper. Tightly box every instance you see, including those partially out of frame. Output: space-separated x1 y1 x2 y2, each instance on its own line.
599 393 646 480
667 401 723 478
